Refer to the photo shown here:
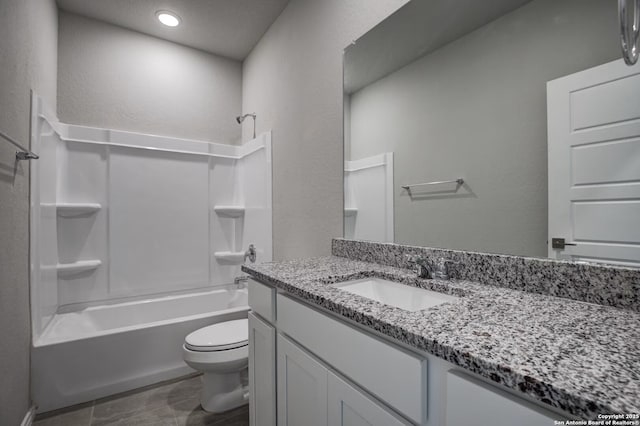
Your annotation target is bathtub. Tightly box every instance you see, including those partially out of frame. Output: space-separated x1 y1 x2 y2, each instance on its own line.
32 286 248 413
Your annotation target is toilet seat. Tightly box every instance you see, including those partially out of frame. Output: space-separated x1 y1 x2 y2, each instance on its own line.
185 319 248 352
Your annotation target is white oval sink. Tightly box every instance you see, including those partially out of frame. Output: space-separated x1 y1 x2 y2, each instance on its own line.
331 277 459 311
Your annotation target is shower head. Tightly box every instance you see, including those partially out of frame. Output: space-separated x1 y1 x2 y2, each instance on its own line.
235 113 257 139
236 113 256 124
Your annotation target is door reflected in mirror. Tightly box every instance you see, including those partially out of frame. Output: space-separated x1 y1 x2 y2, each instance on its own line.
343 0 640 267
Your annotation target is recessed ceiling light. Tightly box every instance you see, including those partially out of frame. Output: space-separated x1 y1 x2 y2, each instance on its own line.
156 11 181 27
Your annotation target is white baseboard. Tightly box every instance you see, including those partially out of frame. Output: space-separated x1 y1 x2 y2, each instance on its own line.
20 406 36 426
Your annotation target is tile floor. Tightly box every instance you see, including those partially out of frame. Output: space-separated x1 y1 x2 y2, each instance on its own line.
34 375 249 426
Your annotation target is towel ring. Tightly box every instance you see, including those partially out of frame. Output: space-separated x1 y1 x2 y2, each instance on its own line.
620 0 640 65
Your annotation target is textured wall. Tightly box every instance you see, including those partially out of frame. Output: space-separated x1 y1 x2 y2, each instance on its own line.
349 0 619 258
58 12 243 144
242 0 407 260
0 0 58 423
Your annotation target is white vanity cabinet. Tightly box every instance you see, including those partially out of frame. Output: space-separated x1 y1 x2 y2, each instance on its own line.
277 333 410 426
247 278 571 426
276 293 426 424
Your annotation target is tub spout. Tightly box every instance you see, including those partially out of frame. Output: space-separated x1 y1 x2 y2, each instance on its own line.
234 276 248 289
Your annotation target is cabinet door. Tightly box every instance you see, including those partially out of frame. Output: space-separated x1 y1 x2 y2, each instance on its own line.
249 312 276 426
446 371 562 426
277 334 328 426
277 294 426 424
328 372 411 426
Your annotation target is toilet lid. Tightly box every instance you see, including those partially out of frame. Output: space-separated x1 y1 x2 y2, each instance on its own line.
185 319 248 352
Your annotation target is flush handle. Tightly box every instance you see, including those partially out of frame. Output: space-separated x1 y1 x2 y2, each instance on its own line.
551 238 577 250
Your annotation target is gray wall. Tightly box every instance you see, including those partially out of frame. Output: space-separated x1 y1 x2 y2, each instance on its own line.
0 0 58 423
349 0 619 258
242 0 406 260
58 12 243 144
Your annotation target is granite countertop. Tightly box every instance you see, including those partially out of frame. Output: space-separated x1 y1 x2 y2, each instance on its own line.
242 256 640 420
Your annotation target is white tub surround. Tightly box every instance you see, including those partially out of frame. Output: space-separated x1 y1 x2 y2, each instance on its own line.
344 153 394 242
29 94 272 412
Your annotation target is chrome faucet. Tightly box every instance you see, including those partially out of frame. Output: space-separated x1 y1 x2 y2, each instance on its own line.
244 244 257 263
405 255 452 280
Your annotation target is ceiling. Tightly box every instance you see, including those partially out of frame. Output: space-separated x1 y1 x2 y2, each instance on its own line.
344 0 533 93
56 0 290 61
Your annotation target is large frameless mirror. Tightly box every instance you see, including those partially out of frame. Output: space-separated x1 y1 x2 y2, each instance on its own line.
343 0 640 267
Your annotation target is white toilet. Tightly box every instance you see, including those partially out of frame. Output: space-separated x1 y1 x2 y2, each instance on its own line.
183 318 249 413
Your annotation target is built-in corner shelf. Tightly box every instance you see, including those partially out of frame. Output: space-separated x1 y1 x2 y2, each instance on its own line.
56 203 102 217
56 260 102 277
344 208 358 217
214 251 245 264
213 205 245 218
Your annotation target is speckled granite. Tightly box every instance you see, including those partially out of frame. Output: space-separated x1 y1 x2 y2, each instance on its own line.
242 256 640 420
332 238 640 312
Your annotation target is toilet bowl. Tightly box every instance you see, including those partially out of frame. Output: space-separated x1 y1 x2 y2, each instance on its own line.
183 318 249 413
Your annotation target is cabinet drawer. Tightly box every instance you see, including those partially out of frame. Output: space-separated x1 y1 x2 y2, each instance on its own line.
249 279 276 323
446 370 563 426
277 294 426 425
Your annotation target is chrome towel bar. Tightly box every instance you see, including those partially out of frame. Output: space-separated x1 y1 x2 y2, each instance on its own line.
0 129 39 160
401 178 464 191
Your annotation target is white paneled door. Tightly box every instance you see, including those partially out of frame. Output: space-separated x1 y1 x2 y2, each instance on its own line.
547 59 640 266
